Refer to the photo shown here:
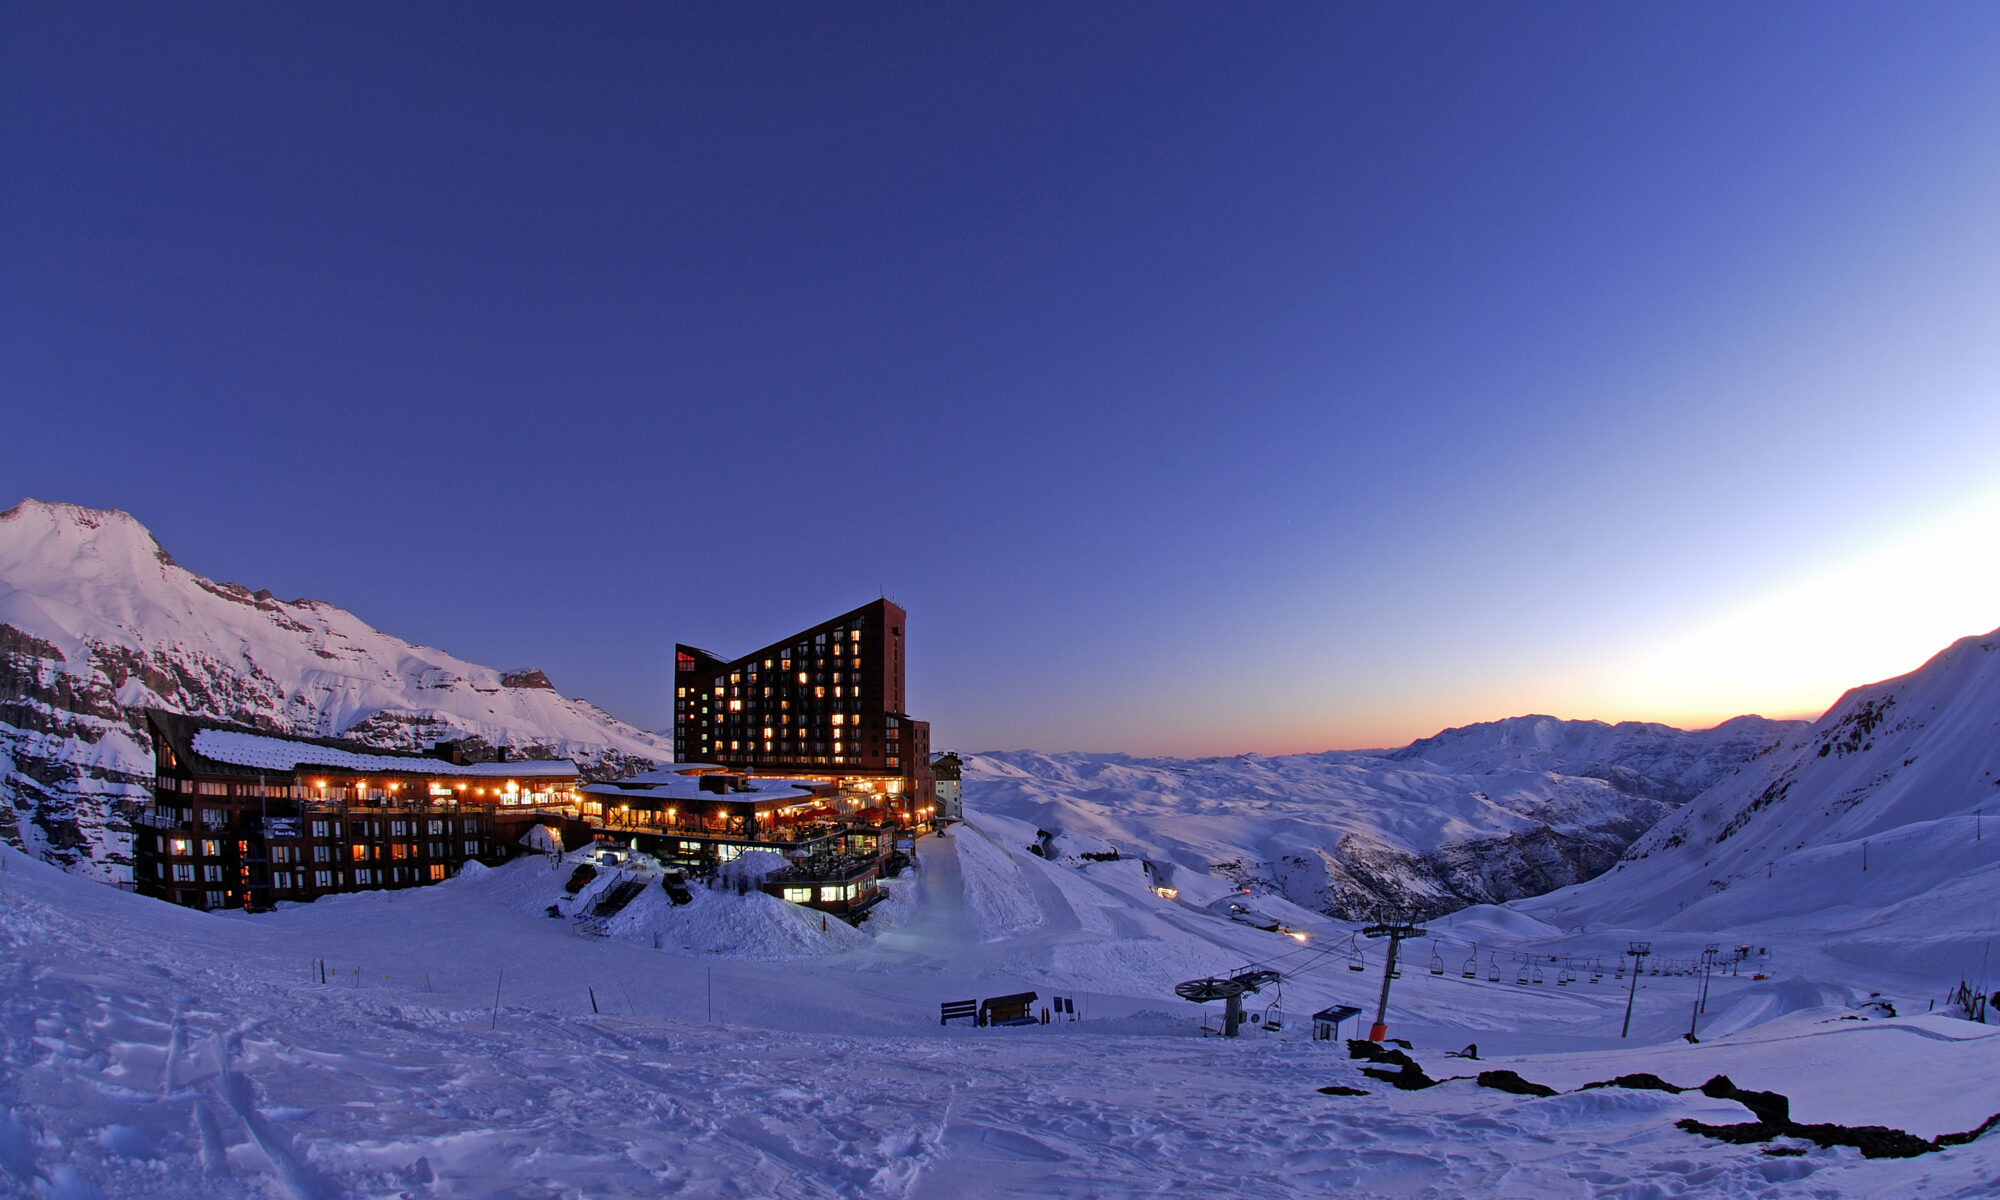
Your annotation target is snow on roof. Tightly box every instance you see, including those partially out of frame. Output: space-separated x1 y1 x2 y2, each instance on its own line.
190 729 578 779
578 774 823 804
620 763 727 782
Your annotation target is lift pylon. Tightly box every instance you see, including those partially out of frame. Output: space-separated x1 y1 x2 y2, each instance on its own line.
1361 915 1427 1041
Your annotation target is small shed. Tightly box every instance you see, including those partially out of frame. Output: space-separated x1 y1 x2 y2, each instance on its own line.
1312 1004 1363 1041
979 992 1040 1026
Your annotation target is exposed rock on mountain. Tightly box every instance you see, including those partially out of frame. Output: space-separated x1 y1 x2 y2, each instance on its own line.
0 499 670 880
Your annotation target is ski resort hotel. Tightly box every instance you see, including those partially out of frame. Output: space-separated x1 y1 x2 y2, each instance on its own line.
131 600 938 916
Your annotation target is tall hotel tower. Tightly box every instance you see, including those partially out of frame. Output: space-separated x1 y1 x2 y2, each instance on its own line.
672 599 935 825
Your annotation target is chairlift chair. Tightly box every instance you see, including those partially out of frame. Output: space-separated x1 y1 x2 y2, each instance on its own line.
1514 956 1530 986
1347 945 1365 973
1530 962 1544 985
1487 953 1502 983
1590 959 1604 984
1461 947 1479 979
1429 947 1445 977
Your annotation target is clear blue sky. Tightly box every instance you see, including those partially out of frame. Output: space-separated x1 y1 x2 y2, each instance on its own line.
7 3 1999 754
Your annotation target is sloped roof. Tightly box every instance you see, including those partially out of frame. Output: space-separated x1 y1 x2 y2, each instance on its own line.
147 710 578 780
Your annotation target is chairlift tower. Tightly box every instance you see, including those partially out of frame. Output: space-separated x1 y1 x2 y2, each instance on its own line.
1362 914 1427 1042
1621 941 1652 1038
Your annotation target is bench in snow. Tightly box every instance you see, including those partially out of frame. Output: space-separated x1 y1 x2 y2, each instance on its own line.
940 1000 977 1025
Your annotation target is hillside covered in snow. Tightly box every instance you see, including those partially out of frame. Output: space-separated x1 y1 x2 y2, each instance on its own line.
966 712 1796 920
5 789 1999 1198
0 500 670 879
1521 625 2000 984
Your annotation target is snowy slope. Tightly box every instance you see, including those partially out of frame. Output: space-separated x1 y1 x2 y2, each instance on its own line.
966 713 1796 921
1521 626 2000 979
5 817 1999 1199
0 499 671 878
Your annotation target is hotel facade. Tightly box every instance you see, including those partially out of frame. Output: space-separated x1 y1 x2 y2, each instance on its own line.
672 598 936 828
133 710 583 912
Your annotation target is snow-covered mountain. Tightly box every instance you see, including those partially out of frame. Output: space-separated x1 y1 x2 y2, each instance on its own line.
967 712 1798 920
1520 625 2000 979
0 499 671 879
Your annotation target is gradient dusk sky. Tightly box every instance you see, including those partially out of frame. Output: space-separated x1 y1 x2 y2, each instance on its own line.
6 3 1999 755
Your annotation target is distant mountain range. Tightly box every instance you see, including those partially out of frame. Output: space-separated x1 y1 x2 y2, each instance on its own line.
967 711 1803 920
0 499 672 880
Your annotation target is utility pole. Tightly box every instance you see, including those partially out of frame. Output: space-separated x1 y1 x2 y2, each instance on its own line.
1363 913 1427 1042
1621 941 1652 1039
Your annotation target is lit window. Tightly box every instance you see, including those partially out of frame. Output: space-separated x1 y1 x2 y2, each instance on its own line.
798 672 808 684
782 887 812 903
729 700 743 712
831 714 844 726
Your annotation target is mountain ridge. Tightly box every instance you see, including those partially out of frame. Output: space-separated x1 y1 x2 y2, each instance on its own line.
1517 623 2000 968
965 709 1802 919
0 498 672 879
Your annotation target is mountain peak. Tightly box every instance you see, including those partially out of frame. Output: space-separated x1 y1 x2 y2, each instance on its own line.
1 498 175 566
